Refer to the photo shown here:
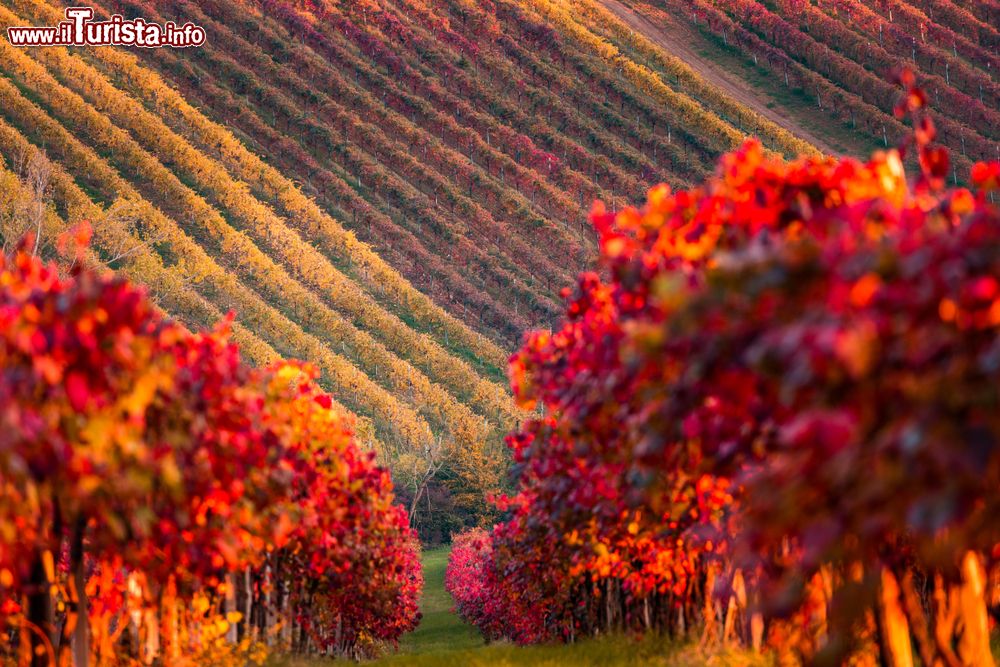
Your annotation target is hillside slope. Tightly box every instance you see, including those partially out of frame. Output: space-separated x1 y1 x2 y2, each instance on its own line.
632 0 995 175
1 0 985 537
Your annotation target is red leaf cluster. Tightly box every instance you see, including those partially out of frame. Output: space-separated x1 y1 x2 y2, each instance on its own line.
452 86 1000 661
0 231 421 661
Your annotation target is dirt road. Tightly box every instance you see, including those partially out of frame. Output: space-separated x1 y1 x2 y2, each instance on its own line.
597 0 838 154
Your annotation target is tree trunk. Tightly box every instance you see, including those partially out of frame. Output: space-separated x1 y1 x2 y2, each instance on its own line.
933 572 963 667
25 550 54 667
750 612 764 652
723 570 741 645
142 605 160 664
900 570 936 667
701 563 719 647
226 572 238 644
166 584 180 662
878 566 914 667
957 552 993 667
243 567 252 642
71 524 89 667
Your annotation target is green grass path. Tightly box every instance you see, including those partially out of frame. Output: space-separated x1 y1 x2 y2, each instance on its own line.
368 548 765 666
274 547 765 665
390 547 483 657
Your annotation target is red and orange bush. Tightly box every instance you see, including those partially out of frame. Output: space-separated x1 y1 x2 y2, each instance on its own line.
450 78 1000 664
444 528 508 642
0 228 421 665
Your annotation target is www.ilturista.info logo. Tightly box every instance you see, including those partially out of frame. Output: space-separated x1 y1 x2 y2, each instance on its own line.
7 7 206 47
